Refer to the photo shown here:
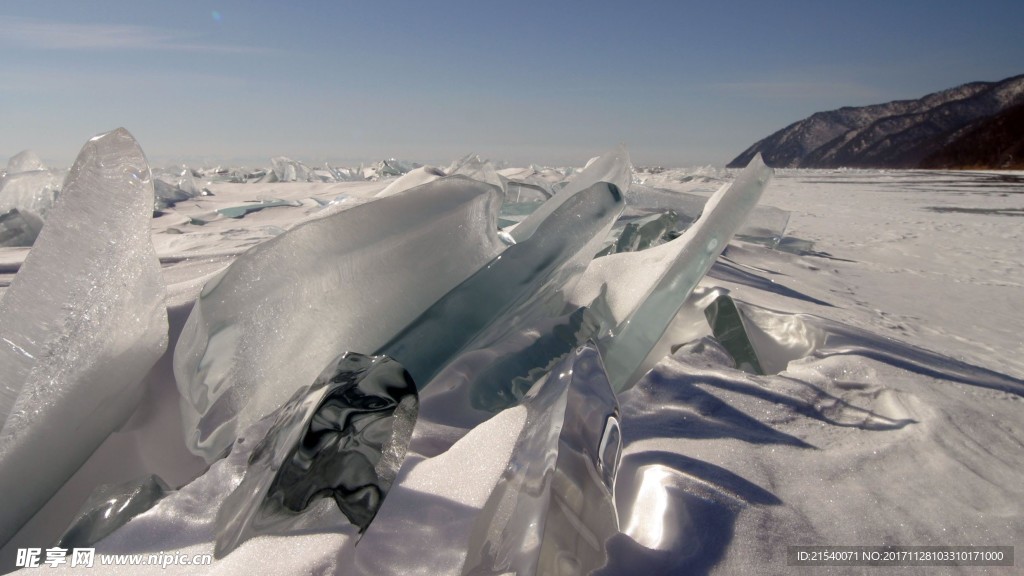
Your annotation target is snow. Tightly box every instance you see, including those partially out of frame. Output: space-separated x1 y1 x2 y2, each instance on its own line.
0 136 1022 575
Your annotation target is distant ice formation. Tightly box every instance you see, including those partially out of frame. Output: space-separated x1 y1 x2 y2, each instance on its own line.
0 208 43 247
0 151 62 246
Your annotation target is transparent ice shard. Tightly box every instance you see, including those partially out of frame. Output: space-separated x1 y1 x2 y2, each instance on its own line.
624 184 707 221
735 204 790 247
57 475 171 549
215 352 417 558
0 169 62 220
613 210 679 254
704 293 765 374
627 183 790 246
271 157 312 182
244 168 269 182
578 155 772 390
0 128 168 546
414 307 602 442
321 162 360 182
777 236 815 254
5 150 47 174
375 166 446 197
364 159 415 181
378 181 624 386
153 166 204 210
174 176 505 462
511 146 631 242
310 168 337 182
153 179 189 210
462 343 621 576
497 200 544 228
506 181 553 203
447 154 506 196
499 167 557 202
0 208 43 247
327 164 364 182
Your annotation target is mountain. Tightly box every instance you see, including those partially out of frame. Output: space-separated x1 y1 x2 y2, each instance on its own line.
919 102 1024 169
728 74 1024 169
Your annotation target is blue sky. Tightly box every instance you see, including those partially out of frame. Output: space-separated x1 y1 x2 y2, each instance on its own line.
2 0 1022 168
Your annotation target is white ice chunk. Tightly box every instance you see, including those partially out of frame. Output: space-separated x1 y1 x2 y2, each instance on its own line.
174 176 506 462
0 128 168 546
5 150 47 174
0 170 62 220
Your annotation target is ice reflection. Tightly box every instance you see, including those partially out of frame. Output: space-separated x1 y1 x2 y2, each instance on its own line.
622 465 673 550
214 352 417 558
462 344 620 576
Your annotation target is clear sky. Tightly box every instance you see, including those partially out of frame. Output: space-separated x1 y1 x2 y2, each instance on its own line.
2 0 1022 168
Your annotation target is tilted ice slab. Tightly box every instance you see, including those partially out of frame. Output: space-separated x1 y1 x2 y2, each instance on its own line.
510 146 631 242
571 155 773 389
0 128 168 546
413 307 601 441
174 176 506 462
154 168 203 210
462 343 621 575
378 180 624 386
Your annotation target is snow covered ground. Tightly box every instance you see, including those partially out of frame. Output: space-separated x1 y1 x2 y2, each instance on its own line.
0 137 1021 575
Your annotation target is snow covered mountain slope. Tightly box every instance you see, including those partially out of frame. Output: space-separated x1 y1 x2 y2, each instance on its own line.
729 74 1024 169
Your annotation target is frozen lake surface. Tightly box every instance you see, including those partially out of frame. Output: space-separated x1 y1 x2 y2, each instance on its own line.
1 138 1021 574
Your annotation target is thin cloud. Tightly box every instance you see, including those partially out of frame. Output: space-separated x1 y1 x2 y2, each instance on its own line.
0 15 270 54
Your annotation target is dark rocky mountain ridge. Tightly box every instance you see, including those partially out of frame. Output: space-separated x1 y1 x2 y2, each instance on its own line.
728 74 1024 169
919 102 1024 169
